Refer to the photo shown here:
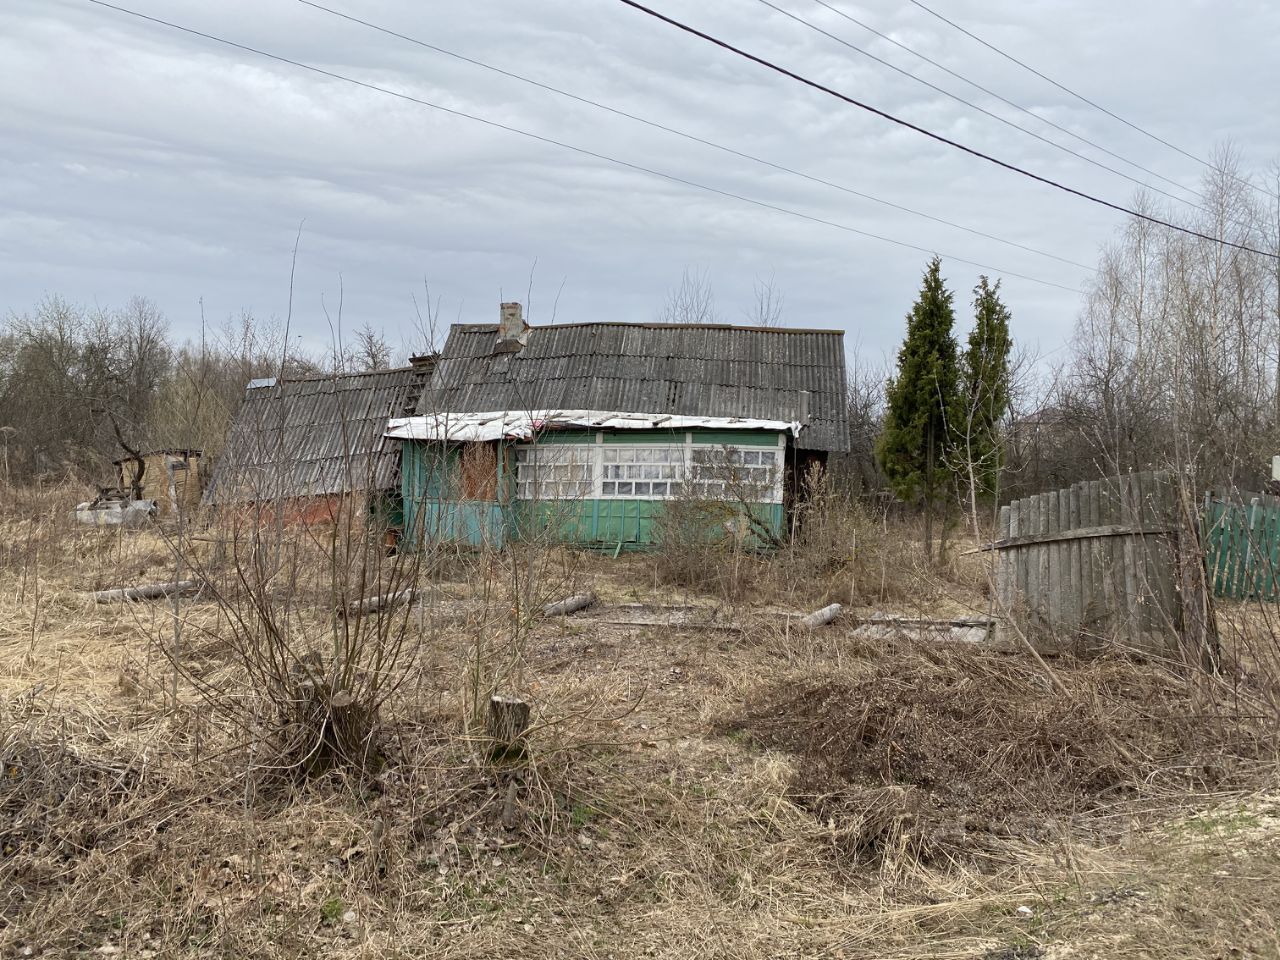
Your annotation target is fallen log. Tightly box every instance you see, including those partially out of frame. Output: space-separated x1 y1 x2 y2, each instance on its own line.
542 590 597 617
594 618 743 632
340 588 416 619
799 602 843 629
92 579 200 604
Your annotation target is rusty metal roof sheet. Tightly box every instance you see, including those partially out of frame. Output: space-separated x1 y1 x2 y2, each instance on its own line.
203 367 430 505
419 321 849 451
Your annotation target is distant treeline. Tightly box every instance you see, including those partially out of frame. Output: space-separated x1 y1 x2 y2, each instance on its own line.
6 154 1279 500
0 296 398 484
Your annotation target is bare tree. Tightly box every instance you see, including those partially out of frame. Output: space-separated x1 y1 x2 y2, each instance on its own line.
658 266 719 325
746 273 784 327
830 348 886 495
347 323 394 371
1058 148 1278 491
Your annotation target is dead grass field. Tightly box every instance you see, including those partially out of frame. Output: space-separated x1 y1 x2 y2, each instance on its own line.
2 484 1278 958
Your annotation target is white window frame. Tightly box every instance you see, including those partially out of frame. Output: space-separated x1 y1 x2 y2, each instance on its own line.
512 432 785 504
512 444 594 501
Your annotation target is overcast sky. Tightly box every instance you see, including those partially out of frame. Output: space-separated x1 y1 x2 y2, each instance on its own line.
3 0 1277 366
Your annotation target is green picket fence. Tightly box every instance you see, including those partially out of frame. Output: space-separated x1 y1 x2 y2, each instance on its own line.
1204 493 1280 600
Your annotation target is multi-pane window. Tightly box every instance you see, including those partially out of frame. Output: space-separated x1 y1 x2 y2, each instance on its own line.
511 439 783 503
687 447 779 501
600 446 684 498
514 445 594 500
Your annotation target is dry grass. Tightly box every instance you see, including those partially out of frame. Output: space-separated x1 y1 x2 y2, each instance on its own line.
723 645 1273 869
1 483 1278 958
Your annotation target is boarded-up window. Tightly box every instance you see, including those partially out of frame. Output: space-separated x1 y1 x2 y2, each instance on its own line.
459 442 498 500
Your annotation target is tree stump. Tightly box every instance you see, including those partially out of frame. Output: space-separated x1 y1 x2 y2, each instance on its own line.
487 695 531 760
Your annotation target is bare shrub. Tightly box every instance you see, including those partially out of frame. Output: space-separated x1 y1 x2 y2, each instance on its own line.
652 444 779 600
772 467 981 611
168 495 425 786
653 495 746 594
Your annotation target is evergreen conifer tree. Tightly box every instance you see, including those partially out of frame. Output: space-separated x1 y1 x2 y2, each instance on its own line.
876 257 960 558
956 276 1013 513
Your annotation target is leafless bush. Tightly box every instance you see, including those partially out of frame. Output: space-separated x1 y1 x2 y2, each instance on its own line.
772 466 980 610
653 444 779 600
162 488 426 786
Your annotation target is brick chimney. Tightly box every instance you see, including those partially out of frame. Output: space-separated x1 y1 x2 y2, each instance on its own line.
495 301 528 352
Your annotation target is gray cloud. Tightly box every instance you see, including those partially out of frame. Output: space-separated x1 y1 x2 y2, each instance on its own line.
2 0 1276 364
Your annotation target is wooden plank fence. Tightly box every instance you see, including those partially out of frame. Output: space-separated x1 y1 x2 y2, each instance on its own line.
1204 491 1280 600
992 470 1207 655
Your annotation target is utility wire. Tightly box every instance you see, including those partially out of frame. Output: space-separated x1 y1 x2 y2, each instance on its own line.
84 0 1084 292
803 0 1199 200
615 0 1279 260
905 0 1280 203
299 0 1090 271
751 0 1199 212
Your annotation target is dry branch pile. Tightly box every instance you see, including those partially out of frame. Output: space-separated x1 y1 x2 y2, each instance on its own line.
724 646 1274 867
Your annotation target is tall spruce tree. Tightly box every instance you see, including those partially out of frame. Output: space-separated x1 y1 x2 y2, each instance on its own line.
876 257 960 559
956 276 1013 517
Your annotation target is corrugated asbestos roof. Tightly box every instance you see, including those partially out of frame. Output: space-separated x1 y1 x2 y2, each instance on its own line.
420 321 849 451
203 366 431 505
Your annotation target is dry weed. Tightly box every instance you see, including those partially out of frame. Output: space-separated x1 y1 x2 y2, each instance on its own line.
724 642 1276 869
2 486 1278 958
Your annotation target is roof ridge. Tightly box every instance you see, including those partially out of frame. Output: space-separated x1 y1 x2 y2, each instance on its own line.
251 365 420 388
448 321 843 335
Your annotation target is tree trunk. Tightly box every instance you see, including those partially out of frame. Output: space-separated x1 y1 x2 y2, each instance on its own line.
341 587 415 618
924 420 935 563
799 603 843 629
939 498 951 564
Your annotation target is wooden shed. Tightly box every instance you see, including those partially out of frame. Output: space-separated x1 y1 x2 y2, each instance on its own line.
202 361 435 524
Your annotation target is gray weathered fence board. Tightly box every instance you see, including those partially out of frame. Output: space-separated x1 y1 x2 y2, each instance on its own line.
993 469 1201 655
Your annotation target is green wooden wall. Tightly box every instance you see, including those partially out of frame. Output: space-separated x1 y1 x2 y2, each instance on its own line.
399 427 786 551
513 498 784 549
401 441 510 548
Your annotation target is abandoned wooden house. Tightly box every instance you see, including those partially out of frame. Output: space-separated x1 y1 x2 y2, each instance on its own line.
202 361 435 523
386 303 849 550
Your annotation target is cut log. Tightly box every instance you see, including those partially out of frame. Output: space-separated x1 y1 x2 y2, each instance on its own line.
542 590 597 617
799 603 843 629
341 587 415 619
487 694 532 758
92 579 200 604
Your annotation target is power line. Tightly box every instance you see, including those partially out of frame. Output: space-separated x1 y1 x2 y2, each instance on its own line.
751 0 1200 212
83 0 1084 292
615 0 1279 260
802 0 1200 200
299 0 1090 271
904 0 1280 203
